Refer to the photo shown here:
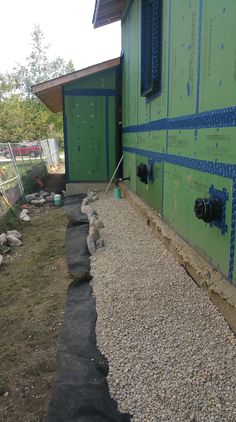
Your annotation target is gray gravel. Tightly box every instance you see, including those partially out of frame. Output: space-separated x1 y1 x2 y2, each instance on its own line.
90 193 236 422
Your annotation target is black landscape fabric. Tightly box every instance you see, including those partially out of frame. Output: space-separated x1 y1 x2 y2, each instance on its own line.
47 195 131 421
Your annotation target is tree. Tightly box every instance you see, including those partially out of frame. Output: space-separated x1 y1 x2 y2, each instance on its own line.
15 25 75 97
0 73 18 100
0 96 63 142
0 25 75 142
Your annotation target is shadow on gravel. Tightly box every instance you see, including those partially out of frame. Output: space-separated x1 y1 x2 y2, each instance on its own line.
47 195 131 422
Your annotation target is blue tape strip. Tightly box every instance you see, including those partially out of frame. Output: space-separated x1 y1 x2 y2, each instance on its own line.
64 88 117 97
105 97 110 179
196 0 203 114
123 105 236 133
208 185 229 235
228 180 236 281
166 0 172 153
123 146 236 179
161 161 164 215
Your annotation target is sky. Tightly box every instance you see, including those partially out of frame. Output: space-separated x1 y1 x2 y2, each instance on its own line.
0 0 121 73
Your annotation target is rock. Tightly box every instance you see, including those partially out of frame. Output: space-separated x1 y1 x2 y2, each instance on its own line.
0 255 3 266
81 205 92 215
89 215 98 226
82 197 90 206
89 226 100 241
20 209 29 220
31 198 46 206
45 195 54 202
87 191 99 202
25 193 40 203
6 230 22 240
96 239 105 249
7 234 22 247
22 215 31 222
90 218 104 230
88 210 98 221
39 191 50 198
87 235 96 255
0 233 7 246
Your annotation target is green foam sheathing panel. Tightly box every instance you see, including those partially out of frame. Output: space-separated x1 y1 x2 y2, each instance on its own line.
121 0 236 283
64 68 117 182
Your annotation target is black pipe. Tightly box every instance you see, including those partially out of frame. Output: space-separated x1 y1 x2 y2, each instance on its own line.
115 177 130 186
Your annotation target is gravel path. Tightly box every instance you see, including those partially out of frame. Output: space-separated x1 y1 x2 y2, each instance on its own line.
90 193 236 422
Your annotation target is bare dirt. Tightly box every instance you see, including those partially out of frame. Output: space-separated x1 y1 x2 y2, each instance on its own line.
0 204 70 422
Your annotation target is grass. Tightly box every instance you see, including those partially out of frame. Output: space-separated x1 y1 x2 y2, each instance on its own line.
0 205 70 421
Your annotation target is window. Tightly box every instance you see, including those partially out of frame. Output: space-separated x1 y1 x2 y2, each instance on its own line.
141 0 163 97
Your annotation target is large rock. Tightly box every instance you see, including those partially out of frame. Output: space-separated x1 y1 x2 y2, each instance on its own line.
25 193 40 203
7 234 22 247
31 198 46 206
6 230 22 240
0 233 7 246
87 235 96 255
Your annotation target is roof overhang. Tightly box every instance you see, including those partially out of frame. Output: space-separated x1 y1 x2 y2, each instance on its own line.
93 0 126 28
32 57 120 113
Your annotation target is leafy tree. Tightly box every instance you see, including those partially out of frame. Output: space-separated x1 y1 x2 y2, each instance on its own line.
0 25 75 142
0 96 63 142
0 73 18 100
15 25 74 97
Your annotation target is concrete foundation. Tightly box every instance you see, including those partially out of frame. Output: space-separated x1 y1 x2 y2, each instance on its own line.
66 182 110 195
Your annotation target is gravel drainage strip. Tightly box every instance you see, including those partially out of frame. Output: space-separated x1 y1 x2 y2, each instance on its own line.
90 192 236 422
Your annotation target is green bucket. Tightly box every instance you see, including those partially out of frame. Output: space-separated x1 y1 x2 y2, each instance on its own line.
114 186 121 201
54 194 62 206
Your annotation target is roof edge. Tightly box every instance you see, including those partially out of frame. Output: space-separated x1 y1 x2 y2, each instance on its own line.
93 0 126 29
32 57 120 94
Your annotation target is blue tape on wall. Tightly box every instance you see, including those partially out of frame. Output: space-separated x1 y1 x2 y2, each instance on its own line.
208 185 229 235
166 0 172 153
123 105 236 133
196 0 203 115
64 88 117 97
105 97 110 179
123 146 236 179
228 180 236 281
161 161 164 215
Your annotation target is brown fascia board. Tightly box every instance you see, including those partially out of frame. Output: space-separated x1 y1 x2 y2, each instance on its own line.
93 0 126 28
32 57 120 113
32 57 120 94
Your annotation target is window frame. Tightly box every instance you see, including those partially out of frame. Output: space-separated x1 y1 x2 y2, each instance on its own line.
141 0 163 98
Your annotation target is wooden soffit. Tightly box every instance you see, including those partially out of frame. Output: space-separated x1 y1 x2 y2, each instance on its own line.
32 57 120 113
93 0 127 28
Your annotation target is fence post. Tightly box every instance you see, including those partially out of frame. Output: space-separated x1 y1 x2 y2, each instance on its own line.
8 142 25 197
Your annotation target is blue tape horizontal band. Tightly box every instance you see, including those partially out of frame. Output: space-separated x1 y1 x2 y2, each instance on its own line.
123 146 236 178
123 105 236 133
64 88 117 97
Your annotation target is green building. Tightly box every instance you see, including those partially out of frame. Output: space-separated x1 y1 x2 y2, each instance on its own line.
34 0 236 285
93 0 236 285
33 58 121 193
